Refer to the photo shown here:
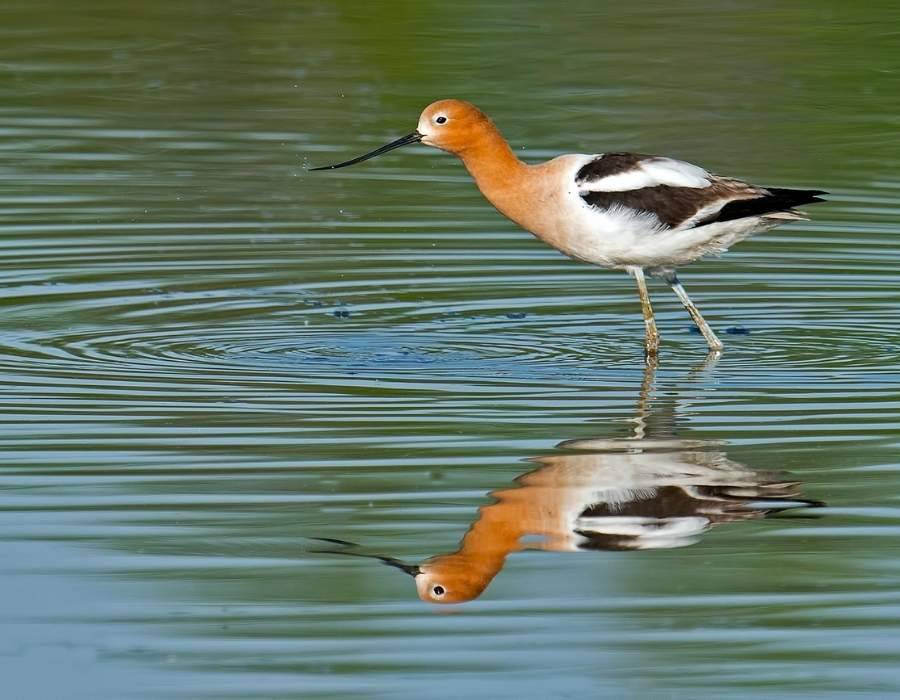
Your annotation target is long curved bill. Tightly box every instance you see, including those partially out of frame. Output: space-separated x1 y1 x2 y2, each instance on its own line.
307 537 421 576
374 555 422 577
309 131 422 171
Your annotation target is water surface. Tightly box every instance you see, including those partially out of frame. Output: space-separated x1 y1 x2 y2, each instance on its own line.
1 2 899 698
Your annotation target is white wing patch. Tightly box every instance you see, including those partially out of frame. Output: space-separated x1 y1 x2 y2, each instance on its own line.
579 156 712 193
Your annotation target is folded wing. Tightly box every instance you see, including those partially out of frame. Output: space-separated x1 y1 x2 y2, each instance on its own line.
576 152 826 229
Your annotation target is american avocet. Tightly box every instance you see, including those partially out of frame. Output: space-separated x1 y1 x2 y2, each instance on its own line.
312 360 823 604
312 99 826 355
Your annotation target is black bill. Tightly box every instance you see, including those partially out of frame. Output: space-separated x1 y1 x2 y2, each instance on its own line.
309 131 423 171
307 537 421 576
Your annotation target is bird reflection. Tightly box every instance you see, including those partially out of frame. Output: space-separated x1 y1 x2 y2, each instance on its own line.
316 356 822 604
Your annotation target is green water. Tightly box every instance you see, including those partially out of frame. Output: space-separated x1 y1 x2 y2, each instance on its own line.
2 2 899 698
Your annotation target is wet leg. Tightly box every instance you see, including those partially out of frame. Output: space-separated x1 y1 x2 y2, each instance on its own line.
629 267 660 357
663 271 723 353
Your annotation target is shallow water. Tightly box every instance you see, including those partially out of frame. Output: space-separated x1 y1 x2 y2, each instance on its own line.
2 2 900 698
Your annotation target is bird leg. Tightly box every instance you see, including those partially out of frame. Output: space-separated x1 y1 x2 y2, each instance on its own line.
662 272 723 353
629 349 658 439
629 267 659 357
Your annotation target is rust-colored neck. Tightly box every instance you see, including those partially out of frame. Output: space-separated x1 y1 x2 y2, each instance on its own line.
455 127 530 222
424 496 525 595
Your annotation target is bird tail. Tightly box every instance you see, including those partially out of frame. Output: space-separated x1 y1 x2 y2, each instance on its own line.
765 187 828 206
712 187 827 224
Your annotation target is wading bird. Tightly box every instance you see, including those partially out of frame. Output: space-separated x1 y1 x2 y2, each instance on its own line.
312 99 825 355
312 359 823 604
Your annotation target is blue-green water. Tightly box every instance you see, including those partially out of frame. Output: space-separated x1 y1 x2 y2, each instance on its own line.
1 2 899 697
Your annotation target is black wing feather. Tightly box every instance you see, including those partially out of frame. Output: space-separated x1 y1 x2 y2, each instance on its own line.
574 153 652 184
582 185 827 229
700 187 827 226
576 151 827 228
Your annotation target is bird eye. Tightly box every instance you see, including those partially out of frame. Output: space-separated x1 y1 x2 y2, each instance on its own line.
434 115 448 125
432 585 445 596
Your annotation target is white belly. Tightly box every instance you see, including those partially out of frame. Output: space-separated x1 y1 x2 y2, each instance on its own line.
536 193 772 270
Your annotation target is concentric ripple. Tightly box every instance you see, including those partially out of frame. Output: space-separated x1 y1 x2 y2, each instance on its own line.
0 186 898 453
1 267 896 387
